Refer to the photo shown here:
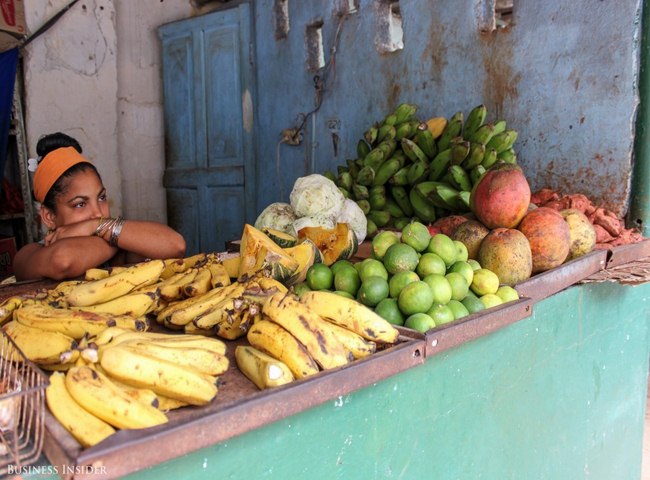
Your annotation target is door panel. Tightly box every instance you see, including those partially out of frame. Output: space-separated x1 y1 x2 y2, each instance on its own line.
166 188 200 256
205 27 242 165
159 4 253 255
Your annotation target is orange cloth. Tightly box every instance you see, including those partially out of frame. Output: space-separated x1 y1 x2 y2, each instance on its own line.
33 147 92 203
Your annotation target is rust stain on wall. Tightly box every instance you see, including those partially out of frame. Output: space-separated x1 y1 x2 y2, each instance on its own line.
478 29 520 119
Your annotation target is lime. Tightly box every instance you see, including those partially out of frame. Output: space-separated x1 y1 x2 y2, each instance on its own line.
467 259 481 271
427 233 458 267
357 275 389 307
306 263 334 291
470 268 500 296
496 285 520 303
401 221 432 252
447 260 474 286
447 299 470 320
416 252 447 278
461 294 485 314
371 230 401 260
388 270 420 298
454 240 469 262
480 293 503 309
357 258 389 282
330 259 356 276
404 313 436 333
398 280 434 316
375 298 405 326
383 243 420 274
292 282 312 298
334 267 361 296
445 272 470 301
426 303 456 326
334 290 355 299
422 274 452 305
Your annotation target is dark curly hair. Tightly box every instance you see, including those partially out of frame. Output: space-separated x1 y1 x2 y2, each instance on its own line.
36 132 101 211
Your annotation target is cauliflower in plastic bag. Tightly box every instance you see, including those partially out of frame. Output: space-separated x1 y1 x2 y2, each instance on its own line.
336 198 367 244
290 174 345 219
254 202 299 235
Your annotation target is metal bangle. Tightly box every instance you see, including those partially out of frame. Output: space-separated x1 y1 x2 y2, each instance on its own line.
93 217 114 237
109 216 124 247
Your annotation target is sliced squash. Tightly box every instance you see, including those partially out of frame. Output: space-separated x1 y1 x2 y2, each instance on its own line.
284 239 322 285
238 225 299 282
296 223 358 266
261 228 298 248
220 254 241 279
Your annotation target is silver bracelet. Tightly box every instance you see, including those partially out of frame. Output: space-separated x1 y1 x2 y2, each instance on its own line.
93 217 115 237
109 216 125 247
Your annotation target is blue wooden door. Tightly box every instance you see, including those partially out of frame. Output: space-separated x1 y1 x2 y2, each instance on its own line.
158 4 255 255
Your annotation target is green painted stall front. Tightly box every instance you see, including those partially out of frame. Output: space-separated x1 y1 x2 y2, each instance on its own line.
123 281 650 480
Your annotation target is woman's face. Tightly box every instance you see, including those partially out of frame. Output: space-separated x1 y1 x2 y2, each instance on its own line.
46 169 110 228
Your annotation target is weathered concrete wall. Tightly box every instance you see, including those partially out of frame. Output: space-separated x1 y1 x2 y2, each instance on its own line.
21 0 210 221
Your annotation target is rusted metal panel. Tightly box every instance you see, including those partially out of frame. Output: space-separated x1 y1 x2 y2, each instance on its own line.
605 238 650 268
515 249 608 302
422 297 533 358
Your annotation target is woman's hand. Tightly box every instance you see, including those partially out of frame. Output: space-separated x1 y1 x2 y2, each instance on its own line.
44 218 102 245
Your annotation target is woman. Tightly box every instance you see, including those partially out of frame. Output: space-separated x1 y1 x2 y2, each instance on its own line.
13 133 186 281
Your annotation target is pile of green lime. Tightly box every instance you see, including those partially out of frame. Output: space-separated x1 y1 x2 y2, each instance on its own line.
292 221 520 334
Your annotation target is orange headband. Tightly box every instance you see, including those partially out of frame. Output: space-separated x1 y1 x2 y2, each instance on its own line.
33 147 92 203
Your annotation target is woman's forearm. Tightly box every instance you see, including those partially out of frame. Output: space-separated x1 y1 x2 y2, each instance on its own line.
99 219 186 260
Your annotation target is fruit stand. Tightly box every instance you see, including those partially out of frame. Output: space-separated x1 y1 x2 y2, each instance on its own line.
0 238 647 479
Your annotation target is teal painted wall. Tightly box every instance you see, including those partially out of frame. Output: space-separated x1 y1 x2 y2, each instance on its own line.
124 281 650 480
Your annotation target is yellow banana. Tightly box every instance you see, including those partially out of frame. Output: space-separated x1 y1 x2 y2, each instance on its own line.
261 292 352 370
193 295 249 330
235 345 294 390
46 371 116 447
156 395 190 411
159 253 207 279
109 341 229 376
99 345 219 406
184 322 216 336
14 303 148 340
93 364 159 408
71 291 158 317
134 269 196 300
247 318 319 379
213 307 256 340
299 290 399 344
91 327 227 355
2 320 78 365
157 269 198 300
207 262 232 289
257 276 288 294
0 296 22 325
325 321 377 359
84 268 110 281
65 365 168 430
182 266 213 297
159 281 247 327
66 259 164 307
48 280 85 298
426 116 448 139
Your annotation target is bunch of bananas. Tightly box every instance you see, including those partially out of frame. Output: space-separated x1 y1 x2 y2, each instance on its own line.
236 289 400 390
43 327 229 448
325 103 519 235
